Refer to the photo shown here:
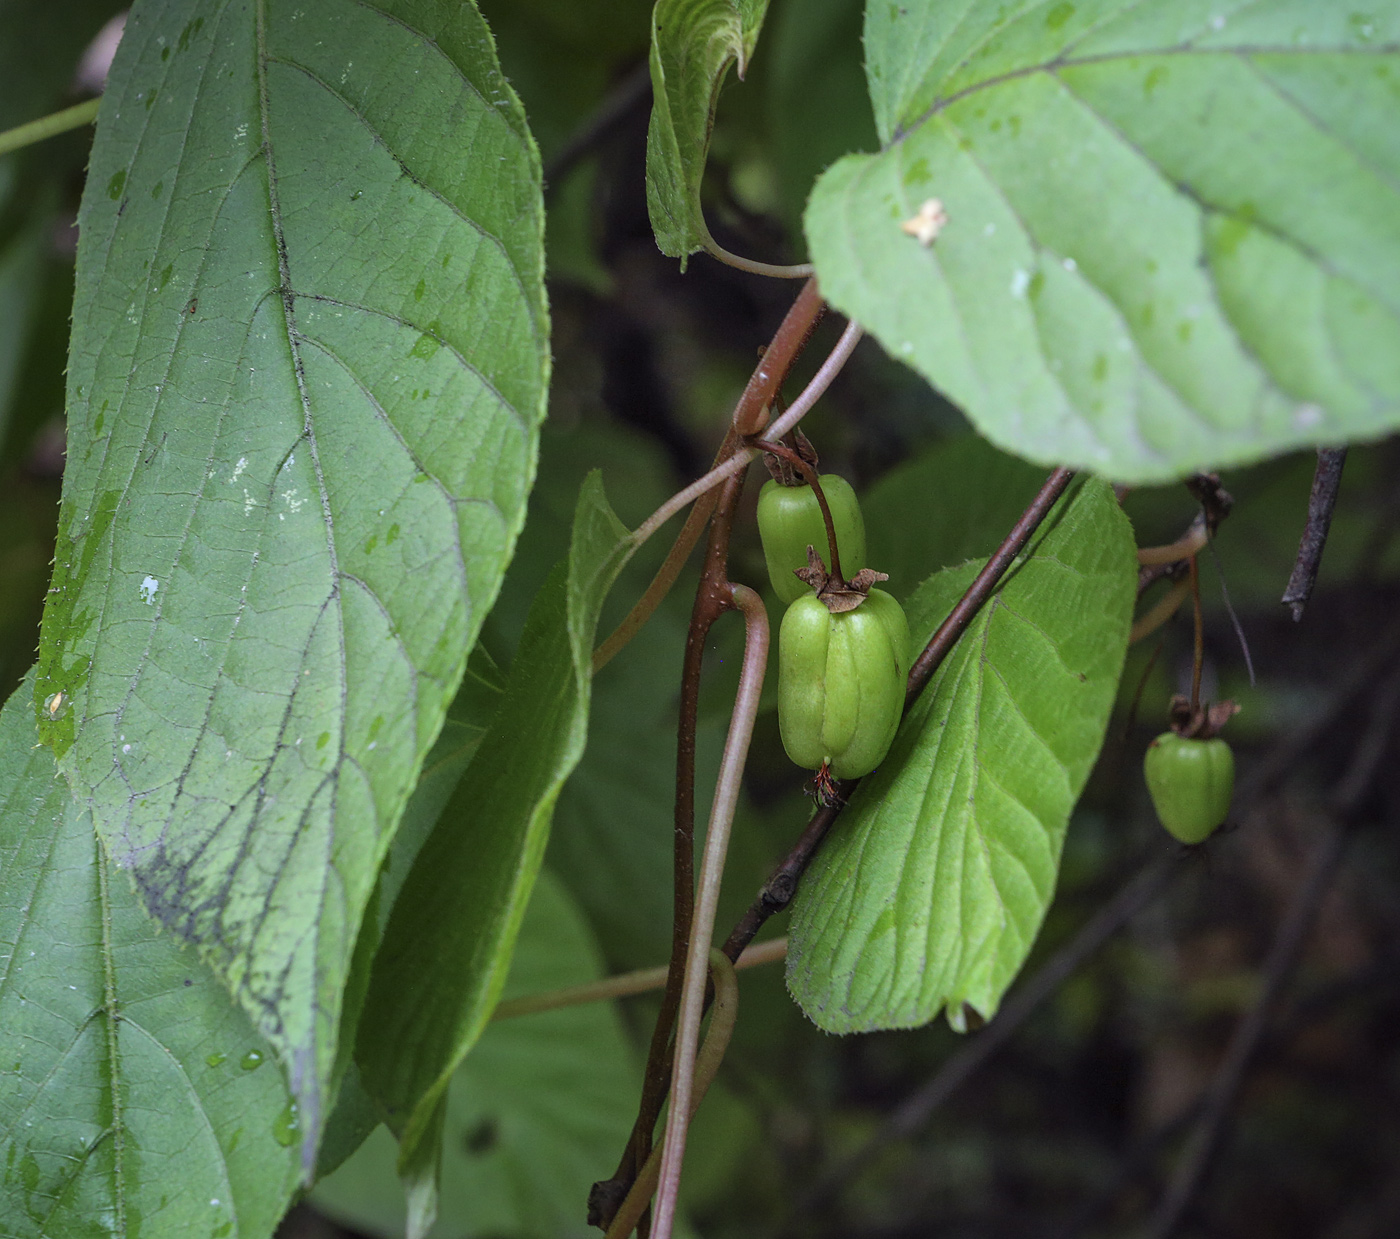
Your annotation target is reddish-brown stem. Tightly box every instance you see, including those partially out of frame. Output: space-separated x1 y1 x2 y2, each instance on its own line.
905 467 1076 708
1189 554 1203 715
722 465 1077 960
732 278 824 436
752 439 843 581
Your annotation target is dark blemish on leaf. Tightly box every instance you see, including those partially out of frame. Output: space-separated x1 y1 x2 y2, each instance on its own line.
1144 65 1167 95
1046 2 1074 28
364 534 378 553
316 732 330 750
151 180 163 199
413 278 426 301
107 170 125 200
183 978 193 986
158 264 173 290
1177 320 1193 343
160 45 170 61
145 89 158 110
386 523 399 545
1092 354 1107 382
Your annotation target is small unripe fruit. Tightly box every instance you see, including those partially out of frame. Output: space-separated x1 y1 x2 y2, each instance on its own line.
1143 733 1234 844
777 589 911 780
757 476 867 605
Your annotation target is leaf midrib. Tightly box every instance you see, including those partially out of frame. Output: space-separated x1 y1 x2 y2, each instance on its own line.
893 43 1400 145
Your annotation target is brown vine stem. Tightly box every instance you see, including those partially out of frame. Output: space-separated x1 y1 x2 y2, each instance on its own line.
722 465 1076 961
651 583 769 1239
593 281 827 674
596 281 854 1230
603 952 740 1239
1188 554 1203 716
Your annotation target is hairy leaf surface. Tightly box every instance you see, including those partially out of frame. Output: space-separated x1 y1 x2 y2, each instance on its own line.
34 0 547 1165
647 0 771 261
807 1 1400 482
355 473 632 1204
787 480 1135 1032
0 675 298 1238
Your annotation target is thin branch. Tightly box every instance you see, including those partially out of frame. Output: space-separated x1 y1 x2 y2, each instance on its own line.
905 467 1075 707
1137 521 1208 566
593 464 722 673
543 61 651 190
1188 554 1203 715
651 583 770 1239
1130 578 1191 645
603 952 740 1239
1147 654 1400 1239
1281 447 1348 622
491 937 785 1022
628 317 862 549
0 97 101 158
722 465 1076 962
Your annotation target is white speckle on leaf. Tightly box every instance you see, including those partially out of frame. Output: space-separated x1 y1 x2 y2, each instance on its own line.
1209 13 1225 30
230 456 248 482
1010 268 1030 299
1294 403 1323 429
281 488 305 513
122 744 131 754
1062 256 1077 272
243 488 255 515
983 222 996 236
139 576 159 605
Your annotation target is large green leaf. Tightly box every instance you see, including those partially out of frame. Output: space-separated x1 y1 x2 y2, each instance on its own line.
34 0 547 1165
647 0 771 262
787 479 1135 1032
355 473 632 1209
0 675 299 1238
806 1 1400 483
313 869 641 1239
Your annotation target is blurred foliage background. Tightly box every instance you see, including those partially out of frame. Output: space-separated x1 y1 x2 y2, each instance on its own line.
5 0 1399 1235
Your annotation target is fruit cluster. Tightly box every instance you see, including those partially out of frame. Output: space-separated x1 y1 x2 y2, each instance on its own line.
758 474 909 783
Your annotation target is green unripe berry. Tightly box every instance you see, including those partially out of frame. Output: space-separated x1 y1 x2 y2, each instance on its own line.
777 588 911 780
757 475 867 604
1143 732 1234 844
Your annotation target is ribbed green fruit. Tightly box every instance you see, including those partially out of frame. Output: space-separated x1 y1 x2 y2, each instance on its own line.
757 475 867 604
777 589 911 780
1143 732 1234 844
